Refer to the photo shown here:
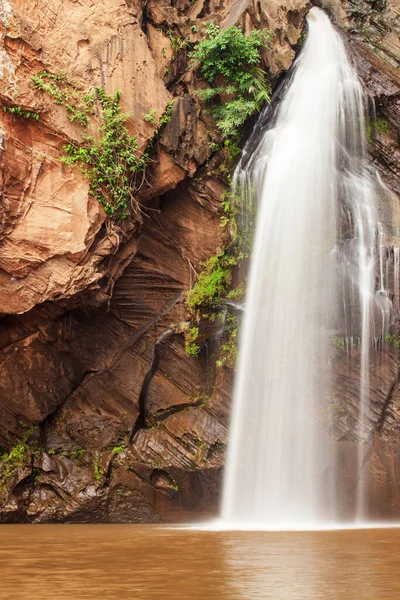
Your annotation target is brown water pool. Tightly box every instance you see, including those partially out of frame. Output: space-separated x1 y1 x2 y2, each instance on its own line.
0 525 399 599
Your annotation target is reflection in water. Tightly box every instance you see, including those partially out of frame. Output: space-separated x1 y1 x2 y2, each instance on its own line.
0 526 400 599
223 530 400 599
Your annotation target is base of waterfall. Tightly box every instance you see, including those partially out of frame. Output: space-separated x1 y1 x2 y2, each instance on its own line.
191 519 400 532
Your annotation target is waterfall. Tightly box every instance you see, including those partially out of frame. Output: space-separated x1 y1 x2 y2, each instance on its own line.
394 248 399 314
221 7 389 528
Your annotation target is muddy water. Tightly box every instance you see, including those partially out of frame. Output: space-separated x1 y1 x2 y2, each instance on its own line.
1 526 400 599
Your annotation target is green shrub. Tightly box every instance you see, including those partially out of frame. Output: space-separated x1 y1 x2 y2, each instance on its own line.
332 336 345 351
385 333 400 348
191 25 271 137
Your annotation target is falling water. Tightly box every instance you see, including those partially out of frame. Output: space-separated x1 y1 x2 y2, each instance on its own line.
394 248 399 313
221 7 388 527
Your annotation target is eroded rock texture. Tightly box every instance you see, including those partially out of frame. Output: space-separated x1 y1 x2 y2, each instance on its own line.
0 0 399 522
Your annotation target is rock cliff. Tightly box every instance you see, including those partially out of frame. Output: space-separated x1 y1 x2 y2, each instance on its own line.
0 0 399 522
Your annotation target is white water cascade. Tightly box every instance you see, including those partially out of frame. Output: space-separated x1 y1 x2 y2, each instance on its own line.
221 7 389 528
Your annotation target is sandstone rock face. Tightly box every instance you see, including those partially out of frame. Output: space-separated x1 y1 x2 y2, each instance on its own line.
0 0 399 523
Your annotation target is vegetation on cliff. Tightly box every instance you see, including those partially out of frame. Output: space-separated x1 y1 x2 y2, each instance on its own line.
191 25 271 138
0 426 37 493
186 21 262 314
62 89 148 220
3 104 40 120
32 72 174 220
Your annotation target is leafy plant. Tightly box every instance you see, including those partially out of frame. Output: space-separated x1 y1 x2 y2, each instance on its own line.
3 105 40 120
93 460 104 482
332 336 345 351
69 447 86 460
158 100 175 128
0 427 37 491
191 25 271 137
186 188 247 318
185 326 200 356
166 472 179 491
61 88 147 219
32 467 41 486
226 282 244 300
385 333 400 348
166 29 188 52
33 72 174 220
375 118 389 135
143 108 157 125
192 436 205 449
32 70 95 126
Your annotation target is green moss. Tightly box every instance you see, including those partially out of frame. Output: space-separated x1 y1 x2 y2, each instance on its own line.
216 311 239 368
192 436 205 449
226 282 244 300
187 253 235 311
366 117 390 143
93 460 104 482
112 445 126 454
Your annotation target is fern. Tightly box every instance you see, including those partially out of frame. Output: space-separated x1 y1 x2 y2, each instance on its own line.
191 25 272 137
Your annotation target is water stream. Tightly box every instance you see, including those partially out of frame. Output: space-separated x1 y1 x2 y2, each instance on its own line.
221 7 392 528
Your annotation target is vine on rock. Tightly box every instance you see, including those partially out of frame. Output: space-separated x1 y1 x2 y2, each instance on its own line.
32 71 175 219
61 89 147 220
